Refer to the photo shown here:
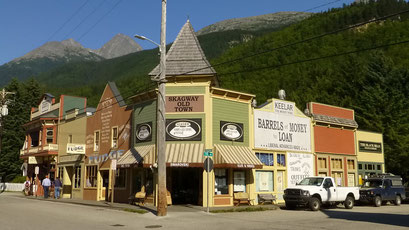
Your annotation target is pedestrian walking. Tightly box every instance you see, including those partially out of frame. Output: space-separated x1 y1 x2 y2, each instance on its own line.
53 177 62 199
42 175 51 198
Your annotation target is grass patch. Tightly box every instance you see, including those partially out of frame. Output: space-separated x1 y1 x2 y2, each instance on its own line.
210 206 277 213
123 208 148 214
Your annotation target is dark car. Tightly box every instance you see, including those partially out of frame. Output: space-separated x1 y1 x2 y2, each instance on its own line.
359 174 406 207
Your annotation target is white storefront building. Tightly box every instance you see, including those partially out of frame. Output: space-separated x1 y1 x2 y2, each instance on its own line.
252 98 314 202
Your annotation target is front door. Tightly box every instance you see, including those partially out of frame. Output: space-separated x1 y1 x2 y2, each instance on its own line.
99 170 110 201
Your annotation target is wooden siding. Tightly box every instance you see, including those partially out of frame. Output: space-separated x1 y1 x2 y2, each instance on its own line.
212 98 249 146
133 99 157 147
166 86 206 94
314 126 355 155
310 103 354 120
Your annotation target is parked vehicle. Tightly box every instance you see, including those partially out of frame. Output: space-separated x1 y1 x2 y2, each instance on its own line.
359 173 406 206
283 177 360 211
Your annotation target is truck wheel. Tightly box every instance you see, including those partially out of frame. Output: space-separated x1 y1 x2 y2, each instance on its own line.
394 195 401 206
344 196 354 209
309 197 321 211
285 202 296 210
374 196 382 207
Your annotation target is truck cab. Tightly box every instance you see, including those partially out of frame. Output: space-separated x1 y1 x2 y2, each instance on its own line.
284 176 360 211
359 174 406 206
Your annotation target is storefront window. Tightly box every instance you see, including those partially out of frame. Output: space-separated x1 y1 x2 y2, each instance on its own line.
318 158 327 169
214 169 228 195
74 166 81 188
277 154 286 167
86 165 97 187
111 127 118 148
256 152 274 166
347 160 355 170
94 131 100 151
46 128 53 144
256 171 273 192
115 169 126 188
331 158 343 169
358 164 362 170
233 171 246 192
377 165 381 171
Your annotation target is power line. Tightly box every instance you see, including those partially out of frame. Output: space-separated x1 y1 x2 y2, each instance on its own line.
78 0 123 42
63 0 107 40
217 38 409 76
302 0 342 12
46 0 90 42
181 8 409 75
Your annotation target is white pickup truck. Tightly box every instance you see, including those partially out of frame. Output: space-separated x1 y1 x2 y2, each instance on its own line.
283 176 360 211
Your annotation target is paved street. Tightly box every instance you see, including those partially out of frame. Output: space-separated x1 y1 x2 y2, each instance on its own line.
1 192 408 230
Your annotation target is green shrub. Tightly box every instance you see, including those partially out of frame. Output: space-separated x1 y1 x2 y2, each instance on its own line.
11 176 26 183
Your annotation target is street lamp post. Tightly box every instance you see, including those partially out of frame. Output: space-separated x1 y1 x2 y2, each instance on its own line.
134 0 167 216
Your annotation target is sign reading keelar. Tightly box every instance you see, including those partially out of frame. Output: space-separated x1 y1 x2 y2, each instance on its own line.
287 152 314 187
254 110 311 152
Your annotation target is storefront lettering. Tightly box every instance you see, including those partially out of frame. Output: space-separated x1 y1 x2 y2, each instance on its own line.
257 119 283 130
166 95 204 113
170 163 189 167
274 100 295 115
278 132 292 142
89 150 124 164
236 164 255 168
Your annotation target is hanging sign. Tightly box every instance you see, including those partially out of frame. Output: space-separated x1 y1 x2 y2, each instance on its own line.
254 110 311 152
135 122 152 143
166 119 202 141
166 95 204 113
220 121 244 142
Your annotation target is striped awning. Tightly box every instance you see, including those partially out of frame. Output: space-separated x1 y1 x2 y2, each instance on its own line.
166 143 205 167
117 145 155 167
214 144 262 169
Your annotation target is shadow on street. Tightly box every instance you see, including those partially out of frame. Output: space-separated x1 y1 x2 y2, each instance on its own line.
322 209 409 228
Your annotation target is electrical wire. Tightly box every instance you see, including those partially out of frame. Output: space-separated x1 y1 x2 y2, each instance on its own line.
63 0 107 40
78 0 124 42
217 38 409 76
45 0 91 42
180 8 409 76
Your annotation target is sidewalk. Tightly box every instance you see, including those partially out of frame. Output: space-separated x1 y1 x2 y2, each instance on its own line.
20 193 281 214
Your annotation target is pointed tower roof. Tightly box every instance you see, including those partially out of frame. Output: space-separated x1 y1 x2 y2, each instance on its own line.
149 20 216 76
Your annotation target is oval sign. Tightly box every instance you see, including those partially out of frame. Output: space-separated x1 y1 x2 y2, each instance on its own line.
136 123 152 141
166 119 201 140
221 122 243 141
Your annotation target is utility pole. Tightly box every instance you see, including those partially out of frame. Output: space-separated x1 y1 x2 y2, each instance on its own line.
157 0 167 216
0 88 15 155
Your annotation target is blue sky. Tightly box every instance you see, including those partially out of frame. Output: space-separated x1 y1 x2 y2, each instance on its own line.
0 0 355 65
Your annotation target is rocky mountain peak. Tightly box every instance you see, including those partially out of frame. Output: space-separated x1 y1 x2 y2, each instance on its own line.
93 33 143 59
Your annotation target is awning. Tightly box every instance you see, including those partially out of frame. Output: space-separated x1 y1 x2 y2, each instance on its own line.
117 145 155 168
166 143 205 167
214 144 262 169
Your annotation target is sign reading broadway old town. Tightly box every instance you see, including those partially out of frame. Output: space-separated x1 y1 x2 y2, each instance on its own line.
166 95 204 112
135 122 152 143
220 121 244 142
254 110 311 152
166 119 202 141
359 141 382 153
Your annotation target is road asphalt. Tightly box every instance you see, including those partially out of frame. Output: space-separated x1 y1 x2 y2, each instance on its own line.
1 192 408 230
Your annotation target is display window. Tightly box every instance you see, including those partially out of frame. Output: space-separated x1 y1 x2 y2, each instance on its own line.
256 171 273 192
233 171 246 192
214 169 228 195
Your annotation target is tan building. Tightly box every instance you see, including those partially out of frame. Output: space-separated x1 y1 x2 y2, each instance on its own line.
356 130 385 185
57 108 94 199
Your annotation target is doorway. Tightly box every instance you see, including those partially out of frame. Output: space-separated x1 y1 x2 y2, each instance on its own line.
100 170 110 201
169 168 202 205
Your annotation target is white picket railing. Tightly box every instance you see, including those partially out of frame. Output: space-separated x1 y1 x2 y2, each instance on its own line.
0 183 24 192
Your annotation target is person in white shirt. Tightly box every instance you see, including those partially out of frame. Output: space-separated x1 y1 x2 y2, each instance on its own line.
41 175 51 198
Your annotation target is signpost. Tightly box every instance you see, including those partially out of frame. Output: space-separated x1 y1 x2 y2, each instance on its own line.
204 149 213 213
111 159 117 204
34 166 39 197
